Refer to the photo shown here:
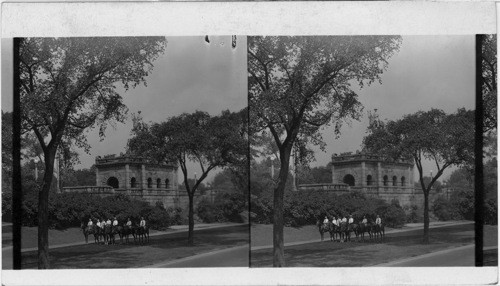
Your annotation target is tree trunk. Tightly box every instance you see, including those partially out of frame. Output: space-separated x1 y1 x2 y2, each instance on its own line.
187 193 195 246
38 147 56 269
273 146 292 267
423 190 430 244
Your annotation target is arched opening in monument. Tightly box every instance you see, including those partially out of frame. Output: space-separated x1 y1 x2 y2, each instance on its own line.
343 174 355 186
392 176 397 186
165 179 170 189
107 177 119 189
366 175 373 186
157 178 161 188
401 176 406 186
130 177 137 188
147 178 152 188
383 175 388 186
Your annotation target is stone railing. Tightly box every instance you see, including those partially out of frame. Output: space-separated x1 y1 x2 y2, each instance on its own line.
62 186 113 194
331 153 413 165
297 183 349 192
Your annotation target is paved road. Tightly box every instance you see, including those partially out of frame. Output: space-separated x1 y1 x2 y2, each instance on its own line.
148 245 249 268
3 224 248 269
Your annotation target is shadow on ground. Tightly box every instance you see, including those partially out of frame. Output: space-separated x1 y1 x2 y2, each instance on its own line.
20 225 249 269
251 224 475 267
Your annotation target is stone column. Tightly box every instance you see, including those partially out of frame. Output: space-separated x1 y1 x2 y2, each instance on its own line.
141 164 146 189
377 162 382 194
331 164 335 184
125 164 130 190
361 162 366 188
95 167 100 186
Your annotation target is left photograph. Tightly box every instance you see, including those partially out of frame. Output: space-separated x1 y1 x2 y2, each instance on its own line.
2 36 249 269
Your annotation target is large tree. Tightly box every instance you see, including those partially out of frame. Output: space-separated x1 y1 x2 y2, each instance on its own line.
481 35 497 134
363 108 474 243
248 36 401 266
18 37 166 268
128 109 247 245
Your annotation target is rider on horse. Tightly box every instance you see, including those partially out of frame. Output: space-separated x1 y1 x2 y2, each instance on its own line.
332 216 338 226
341 215 347 223
113 217 119 227
126 218 132 227
362 216 368 224
140 217 146 230
348 215 354 224
323 216 329 227
87 218 93 228
375 215 382 226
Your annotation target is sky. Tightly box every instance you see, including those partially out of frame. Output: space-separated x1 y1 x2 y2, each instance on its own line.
307 35 475 181
2 35 475 183
1 36 248 182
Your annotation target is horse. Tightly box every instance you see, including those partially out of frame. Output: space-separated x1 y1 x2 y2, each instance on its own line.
119 225 133 244
103 224 115 245
316 220 331 242
339 222 350 242
81 222 91 244
349 223 360 242
372 223 385 241
135 225 150 244
357 223 370 242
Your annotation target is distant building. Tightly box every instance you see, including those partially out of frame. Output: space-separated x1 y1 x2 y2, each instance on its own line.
298 151 424 206
63 154 198 208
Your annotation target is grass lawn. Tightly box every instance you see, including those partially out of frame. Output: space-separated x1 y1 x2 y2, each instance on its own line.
2 226 183 249
16 225 249 269
250 223 491 267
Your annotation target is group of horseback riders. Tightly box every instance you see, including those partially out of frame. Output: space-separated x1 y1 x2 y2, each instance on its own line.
82 216 149 245
317 214 384 242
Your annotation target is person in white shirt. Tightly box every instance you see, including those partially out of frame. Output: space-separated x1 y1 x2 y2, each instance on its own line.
375 215 382 225
140 217 146 229
113 217 118 226
348 215 354 224
332 216 338 226
96 220 101 228
106 218 112 226
87 219 93 228
323 216 329 226
336 217 342 226
100 219 105 229
341 216 347 223
126 218 132 227
362 216 367 224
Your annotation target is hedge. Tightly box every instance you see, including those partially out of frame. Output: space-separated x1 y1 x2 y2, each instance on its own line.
196 192 247 223
251 190 406 228
11 190 184 230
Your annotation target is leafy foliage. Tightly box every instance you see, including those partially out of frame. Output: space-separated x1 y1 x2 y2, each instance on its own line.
363 108 475 242
19 37 167 268
196 193 247 223
481 35 497 134
248 36 402 265
128 109 248 244
252 188 406 228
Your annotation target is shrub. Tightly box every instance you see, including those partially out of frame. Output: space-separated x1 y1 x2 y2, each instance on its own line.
382 200 406 228
432 196 459 221
484 198 498 225
404 204 423 223
196 192 247 223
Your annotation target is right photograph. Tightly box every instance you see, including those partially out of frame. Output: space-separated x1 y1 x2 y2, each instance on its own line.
248 35 497 267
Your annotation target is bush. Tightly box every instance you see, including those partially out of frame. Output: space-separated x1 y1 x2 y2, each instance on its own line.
432 196 459 221
383 200 406 228
196 192 247 223
484 198 498 225
251 188 405 228
19 191 179 230
404 204 423 223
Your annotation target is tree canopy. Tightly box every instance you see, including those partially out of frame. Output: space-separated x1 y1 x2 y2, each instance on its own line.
128 108 248 244
248 36 402 266
363 108 474 242
18 37 167 268
481 35 497 134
